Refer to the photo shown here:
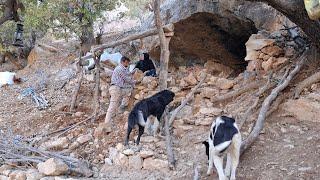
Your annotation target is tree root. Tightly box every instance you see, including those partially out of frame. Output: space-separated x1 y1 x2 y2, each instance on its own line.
240 49 309 155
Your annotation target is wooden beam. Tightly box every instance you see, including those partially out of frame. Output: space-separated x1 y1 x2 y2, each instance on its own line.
78 24 173 62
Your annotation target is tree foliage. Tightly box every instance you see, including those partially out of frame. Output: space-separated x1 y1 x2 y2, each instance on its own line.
0 0 118 49
122 0 152 20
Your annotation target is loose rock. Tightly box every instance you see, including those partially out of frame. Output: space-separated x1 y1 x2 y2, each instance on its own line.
37 158 69 176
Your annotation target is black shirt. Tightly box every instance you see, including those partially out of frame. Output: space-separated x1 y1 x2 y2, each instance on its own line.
135 59 156 72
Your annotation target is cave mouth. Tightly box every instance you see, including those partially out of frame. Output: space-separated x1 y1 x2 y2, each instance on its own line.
151 12 258 75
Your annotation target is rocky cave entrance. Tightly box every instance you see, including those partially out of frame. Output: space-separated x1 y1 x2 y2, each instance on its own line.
150 12 258 76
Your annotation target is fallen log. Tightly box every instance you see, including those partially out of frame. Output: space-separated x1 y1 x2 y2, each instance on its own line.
240 49 309 155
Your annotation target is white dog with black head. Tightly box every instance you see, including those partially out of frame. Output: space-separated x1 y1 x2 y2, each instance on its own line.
202 116 241 180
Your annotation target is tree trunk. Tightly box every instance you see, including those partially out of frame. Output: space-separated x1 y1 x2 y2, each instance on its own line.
154 0 173 90
247 0 320 48
0 0 24 26
92 53 101 122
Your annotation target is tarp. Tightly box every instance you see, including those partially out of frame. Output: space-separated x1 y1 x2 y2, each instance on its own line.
0 71 16 87
85 50 136 72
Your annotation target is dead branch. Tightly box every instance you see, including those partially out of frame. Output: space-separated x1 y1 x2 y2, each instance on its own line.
169 73 207 126
0 131 92 177
294 71 320 98
240 50 309 155
211 81 262 102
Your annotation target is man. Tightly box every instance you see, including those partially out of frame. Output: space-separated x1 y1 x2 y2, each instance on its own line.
104 56 136 127
135 53 156 77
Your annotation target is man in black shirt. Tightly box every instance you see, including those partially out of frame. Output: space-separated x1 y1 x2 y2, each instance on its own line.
134 53 156 77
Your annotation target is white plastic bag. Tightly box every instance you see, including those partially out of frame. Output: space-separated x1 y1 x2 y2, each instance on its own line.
0 71 16 87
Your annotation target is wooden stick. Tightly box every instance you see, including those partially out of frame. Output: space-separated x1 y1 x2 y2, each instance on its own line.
169 73 207 126
240 50 308 155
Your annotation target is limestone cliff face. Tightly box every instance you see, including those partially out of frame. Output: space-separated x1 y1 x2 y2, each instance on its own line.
140 0 291 70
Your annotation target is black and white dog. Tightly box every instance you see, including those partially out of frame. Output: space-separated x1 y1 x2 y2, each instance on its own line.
203 116 241 180
124 90 175 146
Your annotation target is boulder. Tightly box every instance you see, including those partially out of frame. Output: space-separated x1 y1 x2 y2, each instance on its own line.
200 87 218 99
115 143 125 152
283 98 320 122
245 35 275 51
143 158 168 170
133 70 144 82
209 77 235 90
37 158 68 176
40 137 69 150
273 57 288 68
261 45 283 57
139 150 154 159
128 155 143 170
76 134 92 144
184 73 198 86
9 170 26 180
108 147 119 162
261 57 275 71
179 79 188 87
245 50 260 61
195 117 213 126
199 107 222 116
26 169 44 180
122 149 135 156
172 119 185 129
94 123 112 138
104 158 113 166
113 153 129 167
